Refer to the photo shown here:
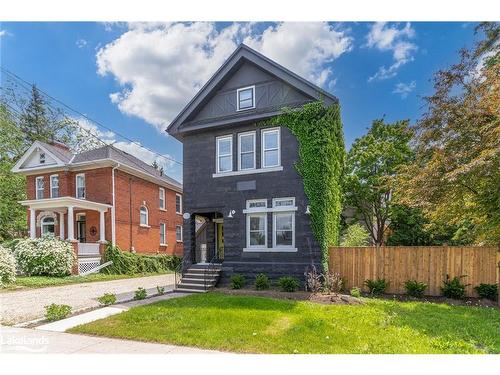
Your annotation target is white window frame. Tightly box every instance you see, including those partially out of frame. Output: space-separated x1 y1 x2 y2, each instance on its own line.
175 193 182 214
140 205 149 227
246 212 267 250
159 187 166 210
216 135 233 173
272 198 296 250
159 222 167 245
236 85 255 111
41 216 55 235
39 152 46 165
261 127 281 168
75 173 86 199
238 131 256 171
35 176 44 200
176 225 183 242
50 174 59 198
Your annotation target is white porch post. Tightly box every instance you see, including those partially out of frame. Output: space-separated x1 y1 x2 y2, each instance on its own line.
59 212 65 240
99 210 106 243
29 208 36 239
67 206 75 241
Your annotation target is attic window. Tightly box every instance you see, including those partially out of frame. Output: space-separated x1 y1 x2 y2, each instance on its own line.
39 152 46 164
237 86 255 111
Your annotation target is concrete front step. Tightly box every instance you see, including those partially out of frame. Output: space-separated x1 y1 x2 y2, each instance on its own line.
181 278 217 285
174 288 206 293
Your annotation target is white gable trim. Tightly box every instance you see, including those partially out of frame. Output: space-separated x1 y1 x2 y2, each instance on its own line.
12 141 68 173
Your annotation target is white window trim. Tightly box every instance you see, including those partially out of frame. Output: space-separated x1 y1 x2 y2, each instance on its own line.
216 135 233 174
238 131 256 171
261 127 281 169
246 199 267 210
39 152 46 164
159 187 166 210
175 193 182 215
41 216 55 235
236 85 255 111
245 212 267 250
159 222 167 246
75 173 86 199
176 225 183 242
50 174 59 198
212 165 283 178
139 205 149 227
35 176 44 200
273 211 296 250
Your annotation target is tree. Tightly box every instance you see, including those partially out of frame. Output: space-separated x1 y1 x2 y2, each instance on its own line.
397 22 500 245
344 119 413 245
340 223 370 247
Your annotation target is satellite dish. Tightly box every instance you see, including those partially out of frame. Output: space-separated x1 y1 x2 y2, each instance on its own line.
183 212 191 220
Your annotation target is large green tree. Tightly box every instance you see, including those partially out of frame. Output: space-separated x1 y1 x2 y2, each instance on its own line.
344 119 414 245
398 22 500 245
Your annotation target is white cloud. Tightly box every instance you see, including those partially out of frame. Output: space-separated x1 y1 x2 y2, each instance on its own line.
366 22 417 81
0 30 10 38
392 81 416 98
96 22 352 132
76 39 88 49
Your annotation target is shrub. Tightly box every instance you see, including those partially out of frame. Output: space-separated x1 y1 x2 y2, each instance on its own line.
405 280 427 298
254 273 270 290
305 267 322 292
45 303 71 321
340 223 370 246
278 276 300 292
157 285 165 295
102 244 181 275
230 274 245 289
474 283 498 301
97 293 117 306
14 236 75 276
441 275 469 299
0 244 16 286
323 272 344 294
350 287 361 298
364 278 389 296
134 287 147 300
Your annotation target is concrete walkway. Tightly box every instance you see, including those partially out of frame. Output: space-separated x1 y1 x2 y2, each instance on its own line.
0 274 175 325
0 326 222 354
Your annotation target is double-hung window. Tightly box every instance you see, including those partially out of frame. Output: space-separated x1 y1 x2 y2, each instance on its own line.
238 131 256 170
272 198 295 249
176 225 183 242
50 175 59 198
35 176 44 199
160 223 166 245
237 86 255 111
140 206 149 226
262 128 281 168
76 173 85 199
159 188 166 210
216 135 233 173
245 199 267 249
175 194 182 214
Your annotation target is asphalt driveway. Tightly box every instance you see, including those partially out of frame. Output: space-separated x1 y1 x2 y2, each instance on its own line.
0 274 174 325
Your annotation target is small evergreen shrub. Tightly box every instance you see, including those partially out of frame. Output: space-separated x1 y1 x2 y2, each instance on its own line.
474 283 498 301
364 278 389 296
14 236 75 276
134 287 147 300
340 223 370 247
230 274 245 289
350 287 361 298
278 276 300 292
405 280 427 298
0 244 16 286
97 293 117 306
45 303 71 321
254 273 270 290
157 285 165 295
441 275 469 299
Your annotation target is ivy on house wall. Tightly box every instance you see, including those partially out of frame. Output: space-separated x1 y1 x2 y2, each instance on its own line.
269 101 345 272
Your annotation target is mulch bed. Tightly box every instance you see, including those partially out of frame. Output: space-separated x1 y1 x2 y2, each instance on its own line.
371 293 499 308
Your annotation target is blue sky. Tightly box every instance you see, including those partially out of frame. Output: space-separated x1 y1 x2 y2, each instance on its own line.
0 22 480 181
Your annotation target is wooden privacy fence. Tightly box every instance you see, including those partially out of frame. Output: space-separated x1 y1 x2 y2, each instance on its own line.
329 246 500 297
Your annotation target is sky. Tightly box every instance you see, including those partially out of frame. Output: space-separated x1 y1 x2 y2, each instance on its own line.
0 22 481 182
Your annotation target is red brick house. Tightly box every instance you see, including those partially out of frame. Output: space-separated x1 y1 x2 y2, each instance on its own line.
12 140 183 273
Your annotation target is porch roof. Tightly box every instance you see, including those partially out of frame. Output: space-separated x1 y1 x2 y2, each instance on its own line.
19 197 112 212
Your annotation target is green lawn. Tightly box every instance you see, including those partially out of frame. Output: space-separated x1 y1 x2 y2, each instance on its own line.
69 292 500 354
1 272 171 291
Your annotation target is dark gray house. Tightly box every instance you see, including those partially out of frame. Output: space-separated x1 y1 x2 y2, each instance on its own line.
167 44 338 290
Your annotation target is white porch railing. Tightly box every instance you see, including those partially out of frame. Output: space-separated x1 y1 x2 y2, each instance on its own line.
77 243 100 256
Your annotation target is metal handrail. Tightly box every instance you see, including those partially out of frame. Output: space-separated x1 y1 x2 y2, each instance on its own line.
204 255 220 291
173 260 183 291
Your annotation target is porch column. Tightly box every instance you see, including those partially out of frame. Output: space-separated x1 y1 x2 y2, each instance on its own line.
29 208 36 239
59 212 65 240
67 206 75 241
99 210 106 243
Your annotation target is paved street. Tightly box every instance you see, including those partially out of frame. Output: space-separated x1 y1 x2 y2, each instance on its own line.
0 274 175 325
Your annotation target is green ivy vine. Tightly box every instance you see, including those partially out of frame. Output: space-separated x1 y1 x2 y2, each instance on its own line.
269 101 345 272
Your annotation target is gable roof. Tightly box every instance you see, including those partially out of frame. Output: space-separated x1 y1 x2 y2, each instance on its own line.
166 44 338 138
11 140 69 172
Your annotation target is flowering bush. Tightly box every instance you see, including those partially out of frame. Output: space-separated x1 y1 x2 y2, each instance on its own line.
14 236 76 276
0 244 17 286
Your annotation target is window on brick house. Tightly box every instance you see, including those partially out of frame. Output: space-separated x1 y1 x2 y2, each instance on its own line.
140 206 149 226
